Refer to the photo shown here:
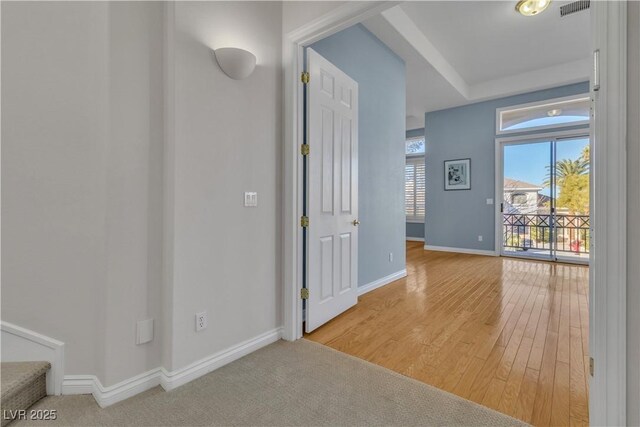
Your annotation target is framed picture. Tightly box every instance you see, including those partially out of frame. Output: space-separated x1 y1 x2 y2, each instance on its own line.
444 158 471 190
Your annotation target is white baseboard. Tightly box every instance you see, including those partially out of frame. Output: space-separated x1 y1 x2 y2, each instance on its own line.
62 327 282 408
63 368 164 408
423 245 497 257
160 327 282 391
61 375 97 396
1 321 65 395
357 269 407 296
406 237 424 242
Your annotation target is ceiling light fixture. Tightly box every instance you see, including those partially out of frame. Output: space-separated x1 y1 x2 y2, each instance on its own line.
547 108 563 117
516 0 552 16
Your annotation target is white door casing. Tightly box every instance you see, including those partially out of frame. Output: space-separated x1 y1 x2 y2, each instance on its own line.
305 48 359 333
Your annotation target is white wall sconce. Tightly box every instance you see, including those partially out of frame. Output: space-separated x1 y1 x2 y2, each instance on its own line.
213 48 256 80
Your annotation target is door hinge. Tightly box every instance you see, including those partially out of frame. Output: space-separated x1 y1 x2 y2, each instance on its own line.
300 144 310 156
300 288 309 300
589 357 594 376
301 71 310 84
300 216 309 228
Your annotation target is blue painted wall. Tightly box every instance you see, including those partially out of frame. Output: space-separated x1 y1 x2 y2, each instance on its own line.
424 82 589 251
311 25 406 286
406 128 425 240
406 222 425 239
406 128 424 138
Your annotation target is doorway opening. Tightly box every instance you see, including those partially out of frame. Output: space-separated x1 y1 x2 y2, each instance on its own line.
283 2 628 426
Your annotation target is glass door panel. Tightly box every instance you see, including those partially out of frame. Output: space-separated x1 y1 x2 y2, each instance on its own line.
553 137 590 263
501 141 553 260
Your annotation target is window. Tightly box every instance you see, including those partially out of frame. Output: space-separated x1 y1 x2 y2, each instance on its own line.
511 193 528 205
406 157 425 222
406 136 425 155
496 94 590 135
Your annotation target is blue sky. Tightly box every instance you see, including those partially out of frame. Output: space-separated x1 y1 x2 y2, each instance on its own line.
503 137 588 196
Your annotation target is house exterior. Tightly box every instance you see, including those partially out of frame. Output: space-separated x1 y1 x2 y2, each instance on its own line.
503 177 545 214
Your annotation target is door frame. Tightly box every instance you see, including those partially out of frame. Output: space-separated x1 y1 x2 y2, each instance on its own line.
281 1 399 342
494 129 591 265
589 2 628 425
282 2 627 425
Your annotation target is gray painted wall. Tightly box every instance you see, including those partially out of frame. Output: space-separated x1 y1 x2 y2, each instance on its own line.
406 128 425 240
424 82 589 251
311 24 406 286
1 1 165 385
1 0 283 387
170 1 282 371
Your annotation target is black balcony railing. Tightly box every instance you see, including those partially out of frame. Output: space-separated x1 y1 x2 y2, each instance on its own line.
503 213 590 254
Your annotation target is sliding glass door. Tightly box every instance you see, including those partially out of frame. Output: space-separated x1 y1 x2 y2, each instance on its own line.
499 134 590 264
553 137 590 263
501 140 554 260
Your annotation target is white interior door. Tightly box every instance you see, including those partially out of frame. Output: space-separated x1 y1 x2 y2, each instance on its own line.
305 48 358 333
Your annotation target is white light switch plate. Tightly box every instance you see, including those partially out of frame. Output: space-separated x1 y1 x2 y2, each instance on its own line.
486 198 494 205
244 192 258 207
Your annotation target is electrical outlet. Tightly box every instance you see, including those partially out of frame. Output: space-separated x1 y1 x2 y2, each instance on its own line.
478 235 483 242
195 311 207 332
389 252 393 262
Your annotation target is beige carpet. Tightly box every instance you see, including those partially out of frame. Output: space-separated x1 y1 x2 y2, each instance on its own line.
16 340 527 426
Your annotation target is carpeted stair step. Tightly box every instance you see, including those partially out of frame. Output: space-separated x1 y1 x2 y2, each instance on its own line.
1 361 50 426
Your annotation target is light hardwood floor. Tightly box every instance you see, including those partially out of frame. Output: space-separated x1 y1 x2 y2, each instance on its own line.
306 241 590 426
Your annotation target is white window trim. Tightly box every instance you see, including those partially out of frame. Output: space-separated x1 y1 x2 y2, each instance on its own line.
496 93 591 136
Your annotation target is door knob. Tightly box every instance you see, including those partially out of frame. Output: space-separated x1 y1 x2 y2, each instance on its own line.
352 219 360 226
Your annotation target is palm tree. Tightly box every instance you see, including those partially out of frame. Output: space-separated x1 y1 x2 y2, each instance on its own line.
581 145 590 164
542 157 589 188
542 147 590 252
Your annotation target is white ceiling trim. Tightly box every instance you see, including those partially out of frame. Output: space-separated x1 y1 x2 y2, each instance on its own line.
469 58 590 101
286 1 401 45
381 6 471 98
382 5 589 104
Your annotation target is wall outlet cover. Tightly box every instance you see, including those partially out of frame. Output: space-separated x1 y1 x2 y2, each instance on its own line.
195 311 207 332
136 318 154 345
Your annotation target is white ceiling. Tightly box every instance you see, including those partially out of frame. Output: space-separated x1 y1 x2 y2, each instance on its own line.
362 1 591 130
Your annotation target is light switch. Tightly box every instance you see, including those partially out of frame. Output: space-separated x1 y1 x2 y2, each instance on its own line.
486 198 494 205
244 192 258 207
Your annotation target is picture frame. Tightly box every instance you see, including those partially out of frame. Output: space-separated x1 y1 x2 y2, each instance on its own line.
444 158 471 190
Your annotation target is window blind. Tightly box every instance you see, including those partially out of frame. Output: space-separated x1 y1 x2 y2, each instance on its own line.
405 157 425 221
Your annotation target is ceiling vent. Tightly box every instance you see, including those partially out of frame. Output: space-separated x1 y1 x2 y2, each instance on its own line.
560 0 590 17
